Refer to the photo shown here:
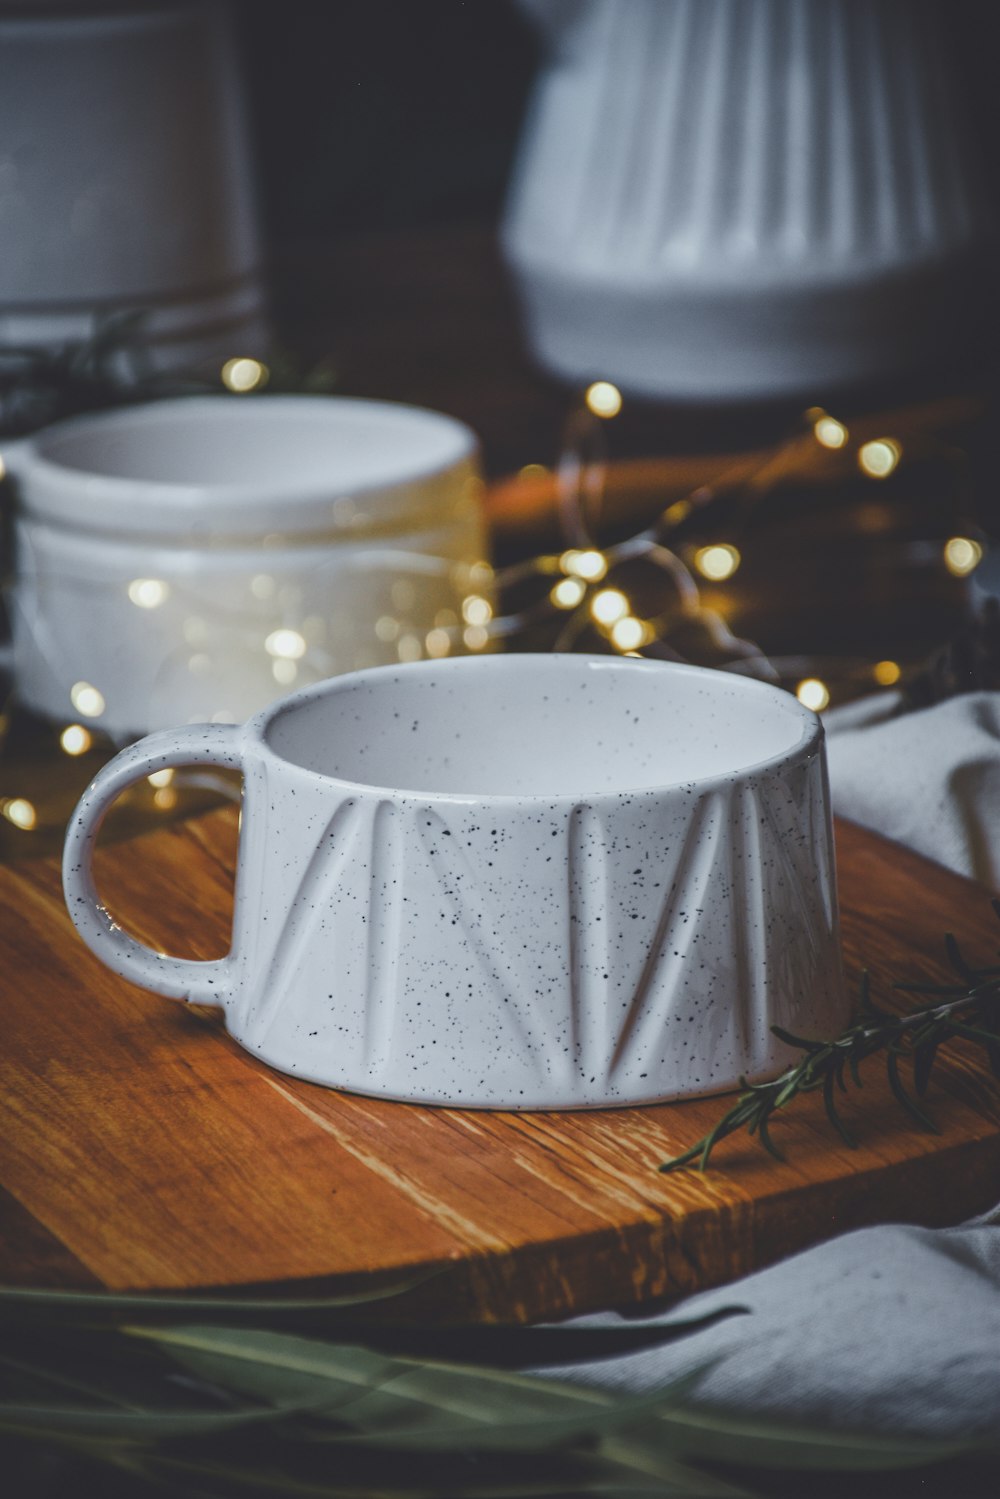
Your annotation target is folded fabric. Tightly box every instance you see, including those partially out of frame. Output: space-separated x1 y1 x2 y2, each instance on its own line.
529 692 1000 1435
824 689 1000 891
533 1203 1000 1439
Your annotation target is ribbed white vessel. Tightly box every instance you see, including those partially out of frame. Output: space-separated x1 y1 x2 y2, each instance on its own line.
504 0 995 398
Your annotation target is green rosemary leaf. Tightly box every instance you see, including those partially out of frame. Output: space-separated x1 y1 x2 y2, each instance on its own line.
0 1275 435 1327
755 1113 785 1163
912 1036 941 1097
893 982 967 997
769 1026 824 1052
886 1050 940 1133
822 1067 857 1149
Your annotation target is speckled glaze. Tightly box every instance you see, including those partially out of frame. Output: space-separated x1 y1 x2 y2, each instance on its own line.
63 655 846 1108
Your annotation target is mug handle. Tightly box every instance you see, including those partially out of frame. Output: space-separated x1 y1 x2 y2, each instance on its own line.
62 725 242 1008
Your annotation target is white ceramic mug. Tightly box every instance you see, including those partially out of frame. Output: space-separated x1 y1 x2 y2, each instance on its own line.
63 655 846 1109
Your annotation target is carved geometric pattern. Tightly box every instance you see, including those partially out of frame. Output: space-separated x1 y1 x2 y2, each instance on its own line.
230 761 844 1108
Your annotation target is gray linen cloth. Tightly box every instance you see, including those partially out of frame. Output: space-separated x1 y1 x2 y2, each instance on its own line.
531 693 1000 1436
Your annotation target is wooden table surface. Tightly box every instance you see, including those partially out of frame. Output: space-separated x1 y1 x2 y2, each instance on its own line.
2 810 999 1324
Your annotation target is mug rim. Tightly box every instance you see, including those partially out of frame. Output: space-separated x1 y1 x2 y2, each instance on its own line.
8 394 479 536
248 653 824 806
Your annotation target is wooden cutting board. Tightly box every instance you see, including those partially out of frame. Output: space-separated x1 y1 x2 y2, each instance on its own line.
2 811 999 1324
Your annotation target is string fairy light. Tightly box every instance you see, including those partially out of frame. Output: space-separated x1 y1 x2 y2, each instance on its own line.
943 536 983 577
858 438 901 479
60 724 92 756
221 356 269 393
2 797 37 830
23 386 957 771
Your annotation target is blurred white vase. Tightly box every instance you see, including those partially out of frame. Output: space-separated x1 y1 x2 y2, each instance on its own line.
0 1 267 374
504 0 996 400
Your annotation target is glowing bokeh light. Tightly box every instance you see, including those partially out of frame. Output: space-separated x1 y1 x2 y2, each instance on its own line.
221 356 269 393
265 628 307 660
70 681 105 718
584 381 623 418
796 678 830 712
814 416 848 450
3 798 36 830
873 660 901 686
60 724 92 756
590 588 629 626
463 624 489 650
127 578 170 609
943 536 983 577
858 438 901 479
375 615 400 642
610 616 647 651
462 595 493 627
551 577 586 610
693 543 741 581
425 628 451 658
560 548 607 581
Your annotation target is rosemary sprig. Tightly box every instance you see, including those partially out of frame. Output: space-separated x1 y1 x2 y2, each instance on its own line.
661 900 1000 1173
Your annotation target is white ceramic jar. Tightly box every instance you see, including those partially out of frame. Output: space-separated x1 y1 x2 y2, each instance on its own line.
4 396 489 738
505 0 995 399
0 1 266 373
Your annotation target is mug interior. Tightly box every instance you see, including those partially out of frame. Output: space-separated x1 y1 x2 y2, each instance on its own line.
31 396 472 492
263 657 814 798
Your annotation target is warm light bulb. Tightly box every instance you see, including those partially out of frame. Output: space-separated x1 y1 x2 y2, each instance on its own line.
127 578 170 609
943 536 983 577
694 543 741 581
590 588 629 626
463 624 489 650
375 615 400 642
873 660 901 687
70 681 105 718
221 356 269 393
147 768 175 788
858 439 901 479
560 548 608 582
3 797 36 830
610 616 647 651
814 416 848 450
265 628 307 660
584 381 623 418
462 595 493 627
425 628 451 658
551 577 586 610
796 678 830 712
60 724 92 756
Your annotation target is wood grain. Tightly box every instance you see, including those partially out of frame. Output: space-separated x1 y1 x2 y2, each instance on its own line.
2 811 999 1324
